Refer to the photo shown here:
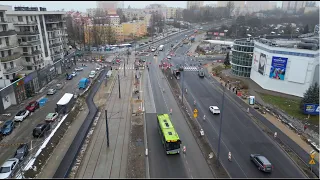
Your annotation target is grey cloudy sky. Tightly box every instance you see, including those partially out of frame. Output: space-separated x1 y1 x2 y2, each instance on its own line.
0 1 282 12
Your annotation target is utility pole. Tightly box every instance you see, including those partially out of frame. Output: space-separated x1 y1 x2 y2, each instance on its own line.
118 74 121 98
124 58 126 77
105 110 109 147
181 55 185 104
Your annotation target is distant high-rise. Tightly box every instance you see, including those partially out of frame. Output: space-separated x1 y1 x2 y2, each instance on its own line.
282 1 315 12
187 1 204 9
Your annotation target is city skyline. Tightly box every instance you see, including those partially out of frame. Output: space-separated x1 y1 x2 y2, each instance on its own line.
1 1 283 12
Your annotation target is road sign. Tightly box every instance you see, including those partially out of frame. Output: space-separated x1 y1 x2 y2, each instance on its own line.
310 152 316 159
309 159 316 165
194 109 198 113
193 112 198 118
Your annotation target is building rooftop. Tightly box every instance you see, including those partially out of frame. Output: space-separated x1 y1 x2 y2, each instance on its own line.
4 6 65 15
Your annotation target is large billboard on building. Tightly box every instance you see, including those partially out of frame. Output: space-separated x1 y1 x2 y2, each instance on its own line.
269 56 288 80
258 53 267 75
304 104 319 115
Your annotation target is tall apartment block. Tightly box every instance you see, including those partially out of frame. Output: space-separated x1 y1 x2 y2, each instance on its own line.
0 5 68 81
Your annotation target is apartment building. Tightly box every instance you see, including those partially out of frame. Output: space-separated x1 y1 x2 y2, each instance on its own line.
107 14 120 25
281 1 316 12
123 8 147 21
97 1 122 15
0 5 68 81
187 1 204 9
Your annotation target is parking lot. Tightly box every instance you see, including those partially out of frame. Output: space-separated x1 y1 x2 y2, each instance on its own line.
0 63 96 174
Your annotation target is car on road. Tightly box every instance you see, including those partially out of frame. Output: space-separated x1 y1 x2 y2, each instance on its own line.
0 120 15 135
13 143 29 161
0 158 19 179
25 101 39 112
89 70 96 78
33 123 51 138
47 88 57 95
66 74 73 80
250 154 273 172
167 55 172 59
180 44 183 47
139 43 144 46
56 83 64 90
71 71 77 77
209 106 220 114
14 109 30 122
96 66 101 71
75 67 83 71
45 112 59 122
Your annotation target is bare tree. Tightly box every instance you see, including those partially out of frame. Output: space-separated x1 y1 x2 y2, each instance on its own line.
226 1 235 18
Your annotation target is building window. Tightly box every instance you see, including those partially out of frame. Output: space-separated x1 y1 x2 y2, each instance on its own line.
26 57 30 62
27 66 32 70
18 16 23 22
6 75 9 79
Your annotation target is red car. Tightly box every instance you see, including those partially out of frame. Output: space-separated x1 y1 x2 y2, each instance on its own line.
26 101 39 112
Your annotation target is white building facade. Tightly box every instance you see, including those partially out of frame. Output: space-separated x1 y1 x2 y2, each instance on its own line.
250 40 319 97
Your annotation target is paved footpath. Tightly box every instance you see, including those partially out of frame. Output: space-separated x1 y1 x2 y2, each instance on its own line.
76 54 135 178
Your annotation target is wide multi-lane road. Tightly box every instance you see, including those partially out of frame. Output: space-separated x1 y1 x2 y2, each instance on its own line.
0 63 95 169
143 31 214 178
170 44 306 178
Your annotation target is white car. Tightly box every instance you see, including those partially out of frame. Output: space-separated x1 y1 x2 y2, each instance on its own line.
209 106 220 115
45 112 59 122
89 70 96 78
167 55 172 59
0 158 19 179
71 71 77 77
75 67 83 71
96 66 101 71
14 109 30 122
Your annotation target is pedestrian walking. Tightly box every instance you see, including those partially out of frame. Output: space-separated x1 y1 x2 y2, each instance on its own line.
304 124 307 131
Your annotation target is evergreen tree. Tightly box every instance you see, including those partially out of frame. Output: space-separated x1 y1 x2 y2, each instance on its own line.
300 82 319 112
224 52 231 67
303 24 309 34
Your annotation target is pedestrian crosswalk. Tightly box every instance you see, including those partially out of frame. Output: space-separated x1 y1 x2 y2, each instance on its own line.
183 66 198 71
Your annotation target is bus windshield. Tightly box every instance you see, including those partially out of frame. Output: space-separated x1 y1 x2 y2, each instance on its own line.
165 142 181 151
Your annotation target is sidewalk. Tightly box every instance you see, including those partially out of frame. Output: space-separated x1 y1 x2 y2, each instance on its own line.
76 55 135 178
36 102 89 178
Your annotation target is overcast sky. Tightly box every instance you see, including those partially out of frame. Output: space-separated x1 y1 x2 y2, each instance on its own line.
1 1 282 12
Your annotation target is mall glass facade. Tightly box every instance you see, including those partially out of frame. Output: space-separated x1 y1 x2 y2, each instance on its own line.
231 39 254 77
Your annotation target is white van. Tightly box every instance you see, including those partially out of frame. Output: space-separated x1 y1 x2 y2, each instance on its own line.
159 45 164 51
89 70 96 78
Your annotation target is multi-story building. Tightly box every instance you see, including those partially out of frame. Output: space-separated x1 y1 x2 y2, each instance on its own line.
231 38 255 78
251 37 319 97
166 7 178 19
145 4 167 19
122 20 147 40
107 14 120 25
187 1 204 9
246 1 271 13
5 6 68 73
281 1 316 12
97 1 122 15
123 8 147 21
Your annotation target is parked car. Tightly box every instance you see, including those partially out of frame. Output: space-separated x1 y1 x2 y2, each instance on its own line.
96 66 101 71
209 106 220 115
0 158 19 179
167 55 172 59
45 112 59 122
0 120 15 135
89 70 96 78
14 109 30 122
250 154 273 173
56 83 64 90
25 101 39 112
66 74 73 80
47 88 57 95
71 71 77 77
75 67 84 71
13 144 29 161
33 123 51 138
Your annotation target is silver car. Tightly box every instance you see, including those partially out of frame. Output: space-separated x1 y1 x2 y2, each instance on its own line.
47 88 56 95
0 158 19 179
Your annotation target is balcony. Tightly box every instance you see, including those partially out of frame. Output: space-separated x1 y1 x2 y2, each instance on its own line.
46 27 60 32
22 50 42 57
0 43 19 51
53 56 62 61
13 21 37 26
0 30 17 37
45 18 64 24
17 31 39 36
49 42 62 48
3 66 24 75
22 59 44 66
48 34 62 40
0 52 22 62
0 17 11 24
19 40 41 47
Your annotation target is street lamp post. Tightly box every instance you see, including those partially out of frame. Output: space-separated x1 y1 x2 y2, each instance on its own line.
217 81 239 166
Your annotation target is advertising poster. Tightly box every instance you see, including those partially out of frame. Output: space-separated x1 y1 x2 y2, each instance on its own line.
269 56 288 80
253 51 259 71
258 53 267 75
304 104 319 115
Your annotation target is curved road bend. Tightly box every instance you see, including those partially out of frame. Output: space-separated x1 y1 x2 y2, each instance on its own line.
171 45 306 178
53 68 108 178
144 35 213 178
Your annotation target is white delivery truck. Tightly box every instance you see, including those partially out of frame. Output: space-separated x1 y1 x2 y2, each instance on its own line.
159 45 164 51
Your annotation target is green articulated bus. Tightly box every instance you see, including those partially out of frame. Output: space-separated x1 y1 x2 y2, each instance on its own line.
157 114 182 154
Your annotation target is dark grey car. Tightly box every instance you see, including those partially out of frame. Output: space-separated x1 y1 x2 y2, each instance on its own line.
33 123 51 138
250 154 273 172
14 144 29 161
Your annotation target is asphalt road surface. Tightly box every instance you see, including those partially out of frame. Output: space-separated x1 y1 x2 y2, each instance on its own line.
0 63 96 169
144 32 214 178
171 44 306 178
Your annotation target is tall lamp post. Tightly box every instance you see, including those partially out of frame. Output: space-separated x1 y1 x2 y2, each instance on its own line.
217 81 239 165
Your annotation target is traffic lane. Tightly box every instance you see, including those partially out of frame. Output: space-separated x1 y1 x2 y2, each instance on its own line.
0 64 95 166
147 57 189 178
182 72 306 178
159 69 214 178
